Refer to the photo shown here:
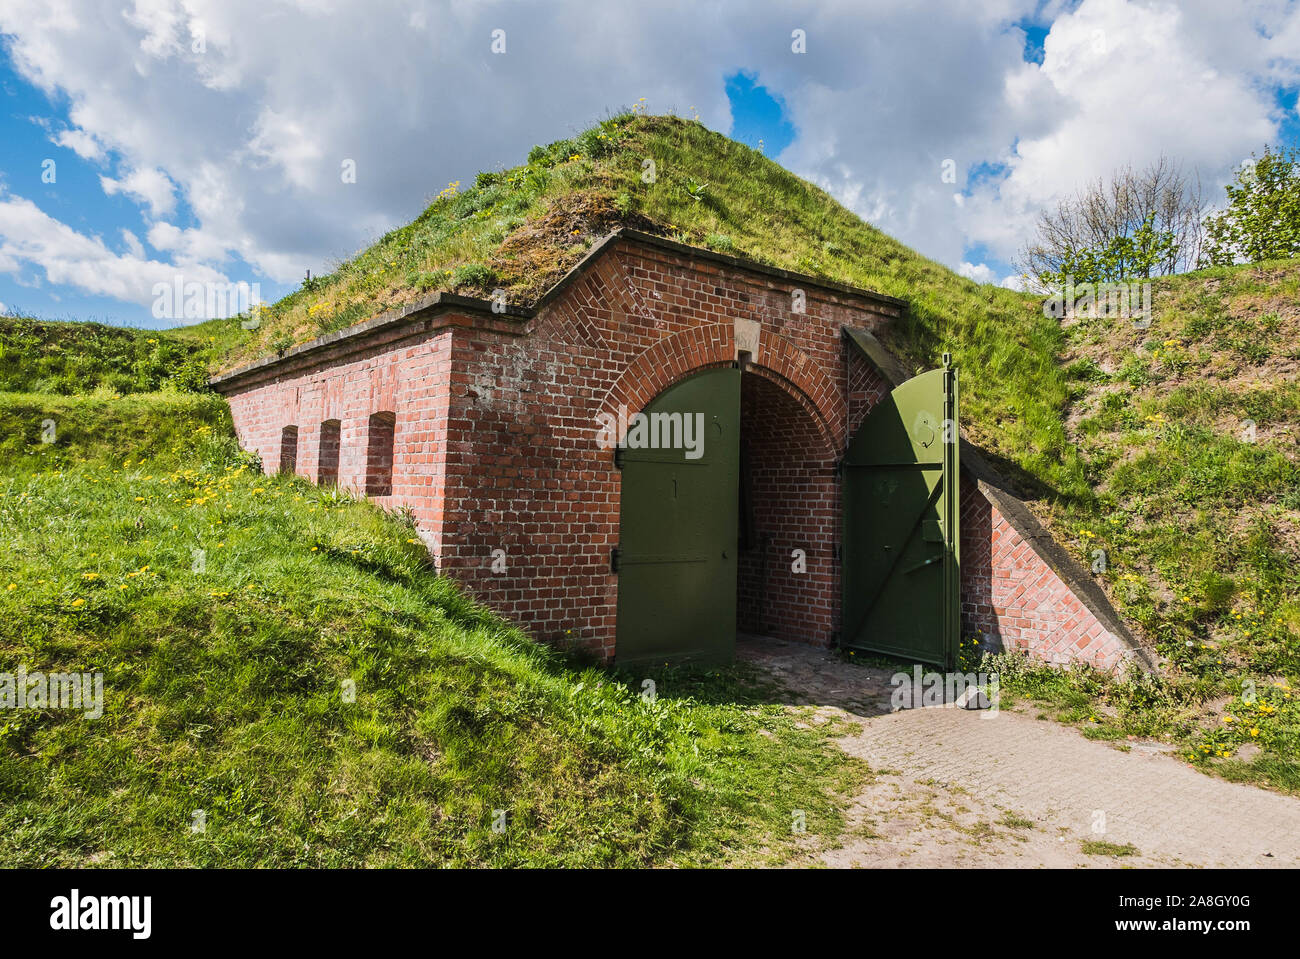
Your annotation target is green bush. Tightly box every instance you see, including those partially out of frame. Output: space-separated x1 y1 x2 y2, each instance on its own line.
166 356 211 394
1205 146 1300 265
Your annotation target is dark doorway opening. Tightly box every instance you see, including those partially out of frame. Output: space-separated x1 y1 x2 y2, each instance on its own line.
736 370 837 646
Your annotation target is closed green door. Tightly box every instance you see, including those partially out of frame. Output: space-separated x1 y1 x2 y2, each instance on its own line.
842 359 959 667
615 367 740 666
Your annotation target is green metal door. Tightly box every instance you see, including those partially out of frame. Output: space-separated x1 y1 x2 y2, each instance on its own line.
841 356 959 667
615 367 740 666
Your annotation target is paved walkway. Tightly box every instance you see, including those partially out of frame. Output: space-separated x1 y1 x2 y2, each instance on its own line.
740 636 1300 868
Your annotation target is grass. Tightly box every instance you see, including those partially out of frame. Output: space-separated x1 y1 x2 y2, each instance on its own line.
974 260 1299 793
3 111 1297 824
189 112 1085 502
0 391 234 471
0 396 866 867
997 811 1036 830
0 316 211 395
1080 840 1139 858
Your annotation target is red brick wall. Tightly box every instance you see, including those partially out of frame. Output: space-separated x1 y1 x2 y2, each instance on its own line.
846 346 889 439
216 235 1137 672
220 325 455 556
737 370 837 645
959 475 1133 671
435 243 893 659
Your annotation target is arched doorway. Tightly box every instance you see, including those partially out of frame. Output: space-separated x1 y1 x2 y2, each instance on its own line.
613 363 836 666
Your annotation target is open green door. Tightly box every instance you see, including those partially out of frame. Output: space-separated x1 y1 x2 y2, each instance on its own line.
841 351 959 667
614 367 740 666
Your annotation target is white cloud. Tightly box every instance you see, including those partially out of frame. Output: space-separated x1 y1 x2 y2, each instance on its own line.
958 262 997 284
100 167 176 218
0 187 229 318
146 221 225 262
958 0 1295 263
52 128 103 160
247 108 327 193
122 0 191 61
0 0 1294 314
121 228 145 258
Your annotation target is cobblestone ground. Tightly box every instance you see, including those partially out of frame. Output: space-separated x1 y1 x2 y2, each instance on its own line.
739 636 1300 868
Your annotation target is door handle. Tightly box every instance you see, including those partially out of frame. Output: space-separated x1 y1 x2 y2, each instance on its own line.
903 555 941 574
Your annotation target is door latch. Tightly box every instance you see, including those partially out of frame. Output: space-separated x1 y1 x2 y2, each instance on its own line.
903 555 942 574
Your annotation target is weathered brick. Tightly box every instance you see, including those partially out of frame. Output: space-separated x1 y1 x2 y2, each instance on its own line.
217 234 1133 670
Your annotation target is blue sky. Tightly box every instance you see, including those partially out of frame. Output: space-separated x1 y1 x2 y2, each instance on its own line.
1 0 1297 328
0 55 148 325
0 53 292 327
725 72 796 157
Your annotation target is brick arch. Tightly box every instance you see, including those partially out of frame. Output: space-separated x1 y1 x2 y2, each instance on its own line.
741 363 838 464
600 324 840 459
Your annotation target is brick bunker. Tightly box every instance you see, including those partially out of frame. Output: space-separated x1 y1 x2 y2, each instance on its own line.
212 230 1152 672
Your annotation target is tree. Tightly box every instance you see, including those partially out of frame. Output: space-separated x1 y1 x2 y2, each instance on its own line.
1204 146 1300 265
1016 156 1204 292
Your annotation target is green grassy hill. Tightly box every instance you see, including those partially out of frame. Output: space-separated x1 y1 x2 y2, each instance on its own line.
0 316 209 396
1008 260 1299 786
1051 260 1300 673
184 113 1297 778
0 392 861 866
1 112 1296 856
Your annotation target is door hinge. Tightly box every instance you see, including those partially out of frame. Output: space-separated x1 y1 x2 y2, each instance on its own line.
832 543 841 561
613 446 626 470
610 546 621 573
